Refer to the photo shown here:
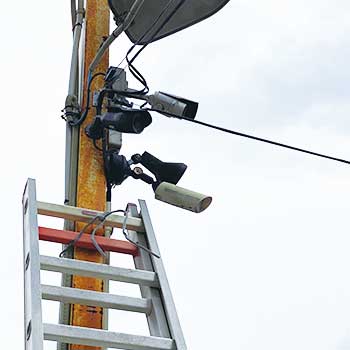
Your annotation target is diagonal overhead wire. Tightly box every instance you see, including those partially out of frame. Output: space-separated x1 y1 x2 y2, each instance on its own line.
147 108 350 166
182 116 350 165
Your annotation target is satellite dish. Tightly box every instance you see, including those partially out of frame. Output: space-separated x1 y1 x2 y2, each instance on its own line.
108 0 230 44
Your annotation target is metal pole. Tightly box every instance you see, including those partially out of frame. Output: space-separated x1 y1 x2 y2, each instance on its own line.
63 1 110 350
64 0 84 209
59 1 85 347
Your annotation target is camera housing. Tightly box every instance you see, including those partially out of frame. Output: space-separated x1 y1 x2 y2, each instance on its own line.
85 110 152 139
154 182 212 213
148 91 198 119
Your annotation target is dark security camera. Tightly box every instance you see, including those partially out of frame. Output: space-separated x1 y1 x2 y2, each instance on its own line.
85 110 152 139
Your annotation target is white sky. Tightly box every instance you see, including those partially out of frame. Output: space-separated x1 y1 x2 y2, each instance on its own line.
2 0 350 349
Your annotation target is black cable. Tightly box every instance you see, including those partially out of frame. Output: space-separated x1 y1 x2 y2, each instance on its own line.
124 0 186 94
127 0 186 73
112 1 175 94
68 0 169 124
102 131 111 187
93 139 103 152
68 1 185 124
140 101 148 109
126 64 149 94
123 0 175 65
95 88 138 115
68 72 105 127
72 22 83 32
186 118 350 165
127 0 185 63
146 108 350 166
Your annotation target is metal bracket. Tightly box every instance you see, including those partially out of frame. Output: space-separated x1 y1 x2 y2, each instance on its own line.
62 94 80 123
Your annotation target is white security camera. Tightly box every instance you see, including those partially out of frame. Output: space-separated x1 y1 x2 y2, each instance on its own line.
148 91 198 119
154 182 212 213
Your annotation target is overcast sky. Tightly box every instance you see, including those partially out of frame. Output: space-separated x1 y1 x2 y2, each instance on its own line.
2 0 350 349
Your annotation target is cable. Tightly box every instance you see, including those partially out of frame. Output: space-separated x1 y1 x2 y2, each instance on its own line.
93 139 103 152
146 108 350 166
69 1 185 125
114 0 175 72
114 0 185 95
59 214 104 257
90 209 125 257
127 0 184 60
59 209 132 258
95 88 137 115
104 0 185 96
129 0 186 61
126 0 186 94
61 207 161 258
102 131 109 182
87 0 176 91
88 0 145 74
68 72 105 127
186 118 350 165
122 207 160 258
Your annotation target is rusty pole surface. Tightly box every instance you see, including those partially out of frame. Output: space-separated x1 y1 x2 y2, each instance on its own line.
69 1 110 349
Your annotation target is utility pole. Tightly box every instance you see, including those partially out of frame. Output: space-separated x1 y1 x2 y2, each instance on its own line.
22 2 233 349
65 1 110 349
58 1 225 349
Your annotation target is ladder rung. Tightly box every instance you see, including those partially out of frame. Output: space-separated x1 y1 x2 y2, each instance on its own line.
40 255 159 287
43 323 175 350
37 201 145 232
39 227 139 256
41 285 152 314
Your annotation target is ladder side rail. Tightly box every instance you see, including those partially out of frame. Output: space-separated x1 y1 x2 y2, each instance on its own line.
128 204 171 338
138 200 187 350
23 179 44 350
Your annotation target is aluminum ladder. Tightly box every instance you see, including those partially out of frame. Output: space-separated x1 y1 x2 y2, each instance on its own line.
23 178 187 350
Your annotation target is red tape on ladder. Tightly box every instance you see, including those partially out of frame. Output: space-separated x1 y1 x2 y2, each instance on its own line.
38 226 139 256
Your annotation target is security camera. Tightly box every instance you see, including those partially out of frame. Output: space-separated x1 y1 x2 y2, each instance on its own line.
85 109 152 139
148 91 198 119
154 182 212 213
101 149 212 213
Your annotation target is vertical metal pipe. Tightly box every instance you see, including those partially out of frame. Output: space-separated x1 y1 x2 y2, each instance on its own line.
60 2 85 349
64 0 84 206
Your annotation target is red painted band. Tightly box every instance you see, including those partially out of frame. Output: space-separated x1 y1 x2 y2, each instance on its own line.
38 226 138 256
